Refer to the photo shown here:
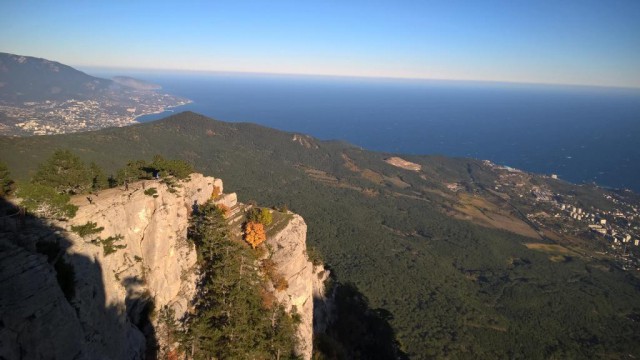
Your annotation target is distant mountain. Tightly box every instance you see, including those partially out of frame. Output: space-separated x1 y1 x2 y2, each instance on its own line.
0 52 112 104
112 76 161 90
0 52 190 136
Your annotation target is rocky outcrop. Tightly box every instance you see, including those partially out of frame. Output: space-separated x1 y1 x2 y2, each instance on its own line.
70 174 216 316
0 174 223 359
267 214 329 360
0 172 324 359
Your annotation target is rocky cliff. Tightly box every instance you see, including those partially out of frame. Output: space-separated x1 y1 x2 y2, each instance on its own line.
267 214 328 360
0 173 323 359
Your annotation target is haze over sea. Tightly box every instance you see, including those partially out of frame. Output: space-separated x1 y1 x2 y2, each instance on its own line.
87 69 640 192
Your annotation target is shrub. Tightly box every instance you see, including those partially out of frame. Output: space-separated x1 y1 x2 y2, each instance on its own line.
144 187 158 197
161 177 180 193
276 204 289 213
246 207 273 226
261 258 289 292
71 221 104 240
92 234 126 256
274 276 289 291
306 246 324 266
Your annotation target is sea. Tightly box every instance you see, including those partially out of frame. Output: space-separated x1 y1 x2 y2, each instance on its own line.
84 68 640 192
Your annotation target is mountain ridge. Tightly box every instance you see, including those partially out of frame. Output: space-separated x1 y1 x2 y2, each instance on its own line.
0 52 190 135
1 111 640 358
0 52 112 103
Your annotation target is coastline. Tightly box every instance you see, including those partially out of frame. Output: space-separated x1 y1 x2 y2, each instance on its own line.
134 100 193 123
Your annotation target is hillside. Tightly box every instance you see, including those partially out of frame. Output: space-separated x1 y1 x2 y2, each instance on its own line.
0 52 111 103
2 111 640 358
0 52 189 136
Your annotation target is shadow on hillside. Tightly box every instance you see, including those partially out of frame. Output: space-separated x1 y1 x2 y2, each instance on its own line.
314 281 409 360
0 197 156 359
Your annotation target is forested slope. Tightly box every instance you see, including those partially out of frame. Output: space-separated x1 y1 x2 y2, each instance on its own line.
2 112 639 358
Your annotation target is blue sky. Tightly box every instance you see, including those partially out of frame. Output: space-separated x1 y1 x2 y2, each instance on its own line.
1 1 639 87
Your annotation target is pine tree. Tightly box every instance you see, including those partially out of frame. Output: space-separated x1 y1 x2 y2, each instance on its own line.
182 201 298 359
89 162 109 191
16 182 77 218
32 149 92 194
116 160 150 185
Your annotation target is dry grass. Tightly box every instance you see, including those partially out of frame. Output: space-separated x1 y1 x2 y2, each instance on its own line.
524 243 573 254
341 153 360 172
361 169 384 184
385 175 411 189
549 255 569 262
304 168 339 183
525 243 579 262
453 194 541 239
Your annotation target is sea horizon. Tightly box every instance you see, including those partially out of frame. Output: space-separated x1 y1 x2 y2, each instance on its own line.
84 68 640 192
78 65 640 92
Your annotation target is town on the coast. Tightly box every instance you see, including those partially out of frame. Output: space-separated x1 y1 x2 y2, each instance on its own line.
480 160 640 272
0 90 189 136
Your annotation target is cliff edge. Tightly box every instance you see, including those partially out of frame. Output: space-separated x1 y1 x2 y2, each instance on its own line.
0 173 323 359
268 214 328 360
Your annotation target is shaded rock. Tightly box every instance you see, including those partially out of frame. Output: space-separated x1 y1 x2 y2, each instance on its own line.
0 242 88 360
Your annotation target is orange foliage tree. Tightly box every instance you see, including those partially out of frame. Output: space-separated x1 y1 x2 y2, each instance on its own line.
244 221 266 249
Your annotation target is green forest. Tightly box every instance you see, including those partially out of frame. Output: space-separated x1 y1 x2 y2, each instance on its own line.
2 112 639 358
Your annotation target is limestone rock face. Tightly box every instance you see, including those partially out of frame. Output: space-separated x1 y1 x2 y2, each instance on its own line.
0 243 88 360
1 172 323 359
65 173 219 357
215 192 237 209
268 214 328 360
